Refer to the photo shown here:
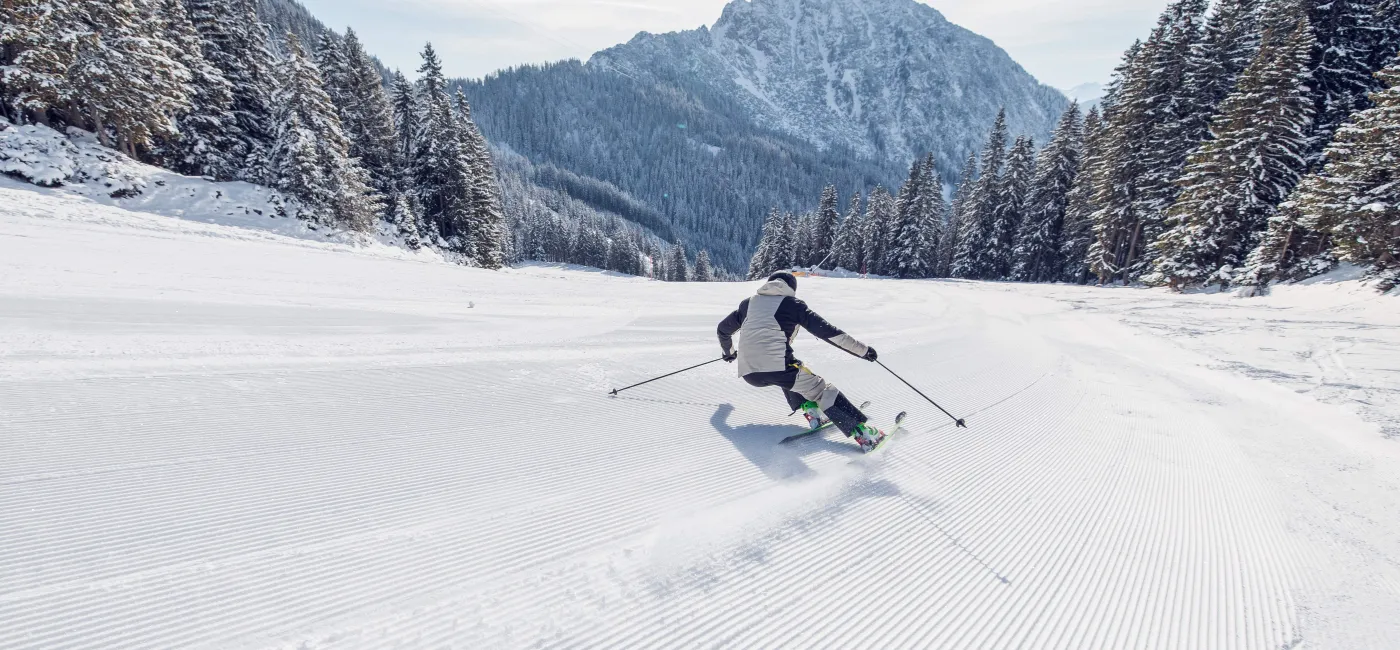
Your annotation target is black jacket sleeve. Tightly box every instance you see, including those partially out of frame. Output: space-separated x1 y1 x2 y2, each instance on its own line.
793 299 869 357
716 299 749 354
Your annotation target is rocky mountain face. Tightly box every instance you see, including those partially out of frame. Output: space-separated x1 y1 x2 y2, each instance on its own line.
591 0 1067 173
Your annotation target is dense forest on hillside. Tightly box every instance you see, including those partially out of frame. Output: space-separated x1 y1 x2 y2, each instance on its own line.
754 0 1400 291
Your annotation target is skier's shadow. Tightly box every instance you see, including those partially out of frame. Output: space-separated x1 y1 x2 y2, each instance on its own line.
710 404 854 481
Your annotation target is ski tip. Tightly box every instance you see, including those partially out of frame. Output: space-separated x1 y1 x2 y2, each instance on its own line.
895 411 908 426
860 400 872 410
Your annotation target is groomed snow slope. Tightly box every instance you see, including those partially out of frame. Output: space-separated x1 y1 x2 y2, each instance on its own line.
2 184 1399 649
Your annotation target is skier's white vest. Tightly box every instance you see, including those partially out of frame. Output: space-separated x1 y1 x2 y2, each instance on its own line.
736 279 800 377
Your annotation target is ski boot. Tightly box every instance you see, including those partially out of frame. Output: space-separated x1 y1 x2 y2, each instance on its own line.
800 401 831 430
849 422 886 453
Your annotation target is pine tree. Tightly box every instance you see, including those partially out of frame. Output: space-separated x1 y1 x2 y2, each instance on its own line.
748 207 782 279
156 0 238 179
887 157 928 278
1151 3 1317 289
186 0 278 183
1089 38 1155 283
774 212 797 272
341 29 400 196
1060 105 1104 284
455 91 507 269
67 0 191 156
1135 0 1211 233
411 44 477 259
314 32 352 111
269 32 376 231
952 109 1009 279
915 154 947 276
832 194 864 271
1013 102 1084 282
694 250 715 282
792 212 816 268
939 152 977 277
0 0 78 126
863 187 896 275
810 184 841 269
1183 0 1266 143
887 154 946 278
990 135 1035 279
1244 54 1400 290
670 242 690 282
389 189 425 250
1305 0 1396 168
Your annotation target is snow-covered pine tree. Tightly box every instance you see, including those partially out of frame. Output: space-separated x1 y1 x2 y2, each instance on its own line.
747 207 782 279
1089 37 1155 283
694 250 715 282
1243 54 1400 291
1134 0 1210 242
269 32 376 231
792 212 816 268
812 185 841 269
454 90 507 269
1012 102 1084 283
1150 3 1316 289
314 32 351 111
1305 0 1396 169
186 0 278 183
411 44 477 259
951 109 1009 279
338 29 401 197
388 189 425 250
939 152 977 277
66 0 191 156
390 71 419 164
774 211 797 272
0 0 78 126
831 194 864 271
863 186 895 275
1061 107 1104 284
670 242 690 282
1182 0 1266 144
156 0 238 179
990 135 1035 279
610 235 643 276
887 157 929 278
916 154 947 276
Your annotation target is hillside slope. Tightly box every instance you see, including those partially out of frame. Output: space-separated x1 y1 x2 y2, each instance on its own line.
2 187 1398 648
462 0 1066 271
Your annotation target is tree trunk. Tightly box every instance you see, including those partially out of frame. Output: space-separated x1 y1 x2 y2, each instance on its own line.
92 107 109 148
1121 219 1144 284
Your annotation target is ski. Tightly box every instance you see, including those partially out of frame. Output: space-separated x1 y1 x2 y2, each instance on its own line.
779 420 838 445
778 401 871 445
864 411 909 454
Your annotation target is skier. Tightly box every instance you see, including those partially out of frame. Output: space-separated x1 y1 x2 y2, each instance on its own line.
717 271 887 452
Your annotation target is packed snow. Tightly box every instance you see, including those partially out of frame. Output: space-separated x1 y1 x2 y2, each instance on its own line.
2 187 1398 649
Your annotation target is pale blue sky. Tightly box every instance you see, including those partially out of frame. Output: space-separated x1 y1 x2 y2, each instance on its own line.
299 0 1165 89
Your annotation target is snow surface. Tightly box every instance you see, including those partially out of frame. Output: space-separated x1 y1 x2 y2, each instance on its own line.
0 122 441 260
3 189 1399 648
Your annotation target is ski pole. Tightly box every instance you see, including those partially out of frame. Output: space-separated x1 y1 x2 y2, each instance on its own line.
876 359 968 428
609 357 725 396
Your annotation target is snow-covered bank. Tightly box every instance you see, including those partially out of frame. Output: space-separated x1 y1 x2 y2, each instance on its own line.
2 192 1398 648
0 122 437 257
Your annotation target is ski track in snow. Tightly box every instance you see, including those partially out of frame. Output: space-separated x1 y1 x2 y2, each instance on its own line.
3 189 1400 648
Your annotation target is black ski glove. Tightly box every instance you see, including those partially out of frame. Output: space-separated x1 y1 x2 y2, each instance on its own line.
723 351 738 363
863 347 878 362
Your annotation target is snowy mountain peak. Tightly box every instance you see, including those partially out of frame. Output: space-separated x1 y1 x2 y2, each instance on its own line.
591 0 1066 173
